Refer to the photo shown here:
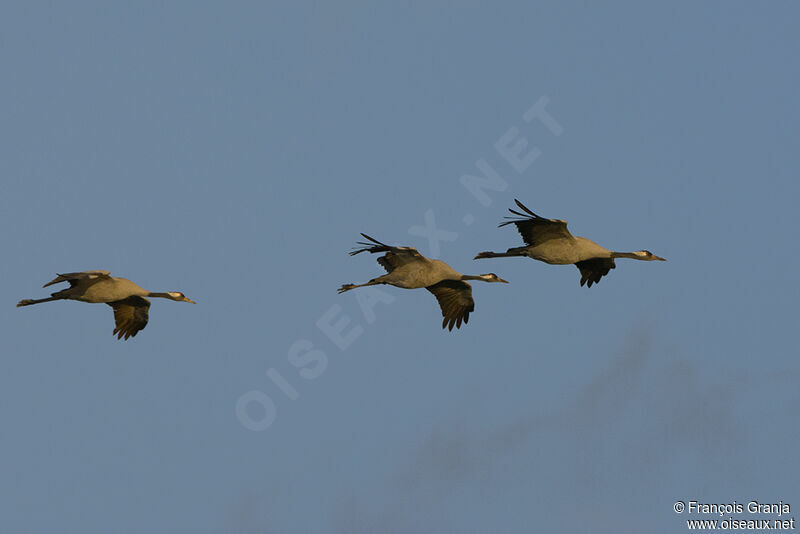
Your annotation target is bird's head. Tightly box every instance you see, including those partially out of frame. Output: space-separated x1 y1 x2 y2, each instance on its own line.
167 291 196 303
479 273 510 283
634 250 666 261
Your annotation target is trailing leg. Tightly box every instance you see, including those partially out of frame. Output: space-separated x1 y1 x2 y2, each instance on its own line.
16 295 64 307
474 247 527 260
337 277 386 294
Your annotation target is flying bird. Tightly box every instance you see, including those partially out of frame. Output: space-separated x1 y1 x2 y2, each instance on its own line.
338 234 508 330
17 270 195 339
475 200 665 287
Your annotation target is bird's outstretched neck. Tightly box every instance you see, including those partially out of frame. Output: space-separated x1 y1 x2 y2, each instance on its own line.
147 292 197 303
460 274 510 283
611 251 666 261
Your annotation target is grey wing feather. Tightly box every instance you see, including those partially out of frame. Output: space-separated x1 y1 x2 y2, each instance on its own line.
376 250 426 273
499 199 574 246
108 296 150 340
43 270 111 288
377 255 394 273
575 258 615 288
349 233 427 273
426 280 475 331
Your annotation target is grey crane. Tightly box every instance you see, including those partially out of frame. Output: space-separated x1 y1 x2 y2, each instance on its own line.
475 200 665 287
17 270 195 340
338 234 508 330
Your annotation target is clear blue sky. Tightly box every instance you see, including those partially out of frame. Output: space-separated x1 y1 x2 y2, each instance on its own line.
2 2 799 533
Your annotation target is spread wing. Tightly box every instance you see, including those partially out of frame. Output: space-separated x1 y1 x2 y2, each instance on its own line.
426 280 475 331
575 258 616 288
499 199 574 246
108 296 150 340
43 270 111 288
349 233 428 273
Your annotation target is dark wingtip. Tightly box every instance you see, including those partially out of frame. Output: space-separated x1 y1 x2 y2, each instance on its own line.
359 233 385 246
513 199 537 217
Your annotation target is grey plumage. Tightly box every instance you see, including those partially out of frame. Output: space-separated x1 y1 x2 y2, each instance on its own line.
475 200 666 287
17 270 195 340
338 234 509 330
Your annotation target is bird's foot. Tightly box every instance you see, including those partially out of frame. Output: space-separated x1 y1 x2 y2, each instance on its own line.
16 299 33 307
337 284 356 294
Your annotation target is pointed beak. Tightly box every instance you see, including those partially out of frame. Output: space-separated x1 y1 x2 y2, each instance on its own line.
654 256 666 261
498 277 510 283
184 298 197 303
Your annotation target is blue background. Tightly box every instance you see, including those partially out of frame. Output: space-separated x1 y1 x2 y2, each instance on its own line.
2 2 798 532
